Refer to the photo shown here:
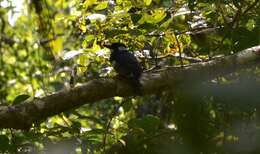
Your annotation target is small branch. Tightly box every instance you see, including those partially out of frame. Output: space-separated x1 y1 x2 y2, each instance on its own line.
242 0 260 15
38 33 64 45
1 34 16 46
173 32 183 66
141 53 203 63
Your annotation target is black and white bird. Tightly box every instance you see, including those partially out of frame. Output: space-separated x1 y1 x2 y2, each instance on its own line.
104 43 143 94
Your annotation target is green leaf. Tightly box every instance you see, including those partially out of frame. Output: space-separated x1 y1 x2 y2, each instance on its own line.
138 9 166 24
0 135 10 152
162 0 173 7
122 101 133 112
131 14 142 24
83 0 97 9
144 0 152 6
12 94 30 105
84 35 95 44
246 19 256 31
71 121 82 131
138 23 158 32
83 129 107 136
129 29 143 35
152 9 167 23
128 115 160 134
160 17 173 28
94 1 108 10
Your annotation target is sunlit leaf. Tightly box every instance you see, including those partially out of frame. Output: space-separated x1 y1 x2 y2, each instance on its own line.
152 9 166 23
138 9 166 24
83 0 97 9
84 35 95 44
49 37 63 58
144 0 152 6
86 13 106 22
62 49 84 60
78 55 88 73
94 1 108 10
246 19 256 31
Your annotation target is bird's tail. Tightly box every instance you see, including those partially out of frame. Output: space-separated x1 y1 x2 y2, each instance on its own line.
129 77 143 96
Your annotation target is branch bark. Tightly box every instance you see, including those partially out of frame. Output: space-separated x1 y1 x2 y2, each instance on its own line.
0 45 260 129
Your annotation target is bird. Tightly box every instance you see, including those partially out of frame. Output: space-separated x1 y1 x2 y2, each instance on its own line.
104 43 143 94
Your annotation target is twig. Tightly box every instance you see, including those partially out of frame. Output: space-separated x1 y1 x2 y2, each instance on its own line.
102 101 127 152
174 32 183 66
242 0 260 15
140 53 203 62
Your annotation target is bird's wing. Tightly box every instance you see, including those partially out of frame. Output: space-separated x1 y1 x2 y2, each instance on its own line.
115 52 142 77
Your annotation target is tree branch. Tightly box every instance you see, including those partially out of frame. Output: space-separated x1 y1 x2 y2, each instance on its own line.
0 45 260 129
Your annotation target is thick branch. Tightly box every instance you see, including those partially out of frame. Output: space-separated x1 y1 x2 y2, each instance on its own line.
0 45 260 129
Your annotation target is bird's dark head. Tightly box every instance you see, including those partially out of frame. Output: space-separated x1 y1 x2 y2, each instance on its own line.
104 43 128 52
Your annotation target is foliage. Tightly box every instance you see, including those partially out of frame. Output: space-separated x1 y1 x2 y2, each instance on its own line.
0 0 260 153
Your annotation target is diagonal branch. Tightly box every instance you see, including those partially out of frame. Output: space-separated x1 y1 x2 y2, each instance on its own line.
0 45 260 129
